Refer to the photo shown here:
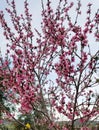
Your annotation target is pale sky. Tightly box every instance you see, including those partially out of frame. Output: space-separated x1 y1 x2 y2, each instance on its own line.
0 0 99 55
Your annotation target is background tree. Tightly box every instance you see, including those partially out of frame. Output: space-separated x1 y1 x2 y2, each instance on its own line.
0 55 10 123
0 0 99 130
0 77 4 121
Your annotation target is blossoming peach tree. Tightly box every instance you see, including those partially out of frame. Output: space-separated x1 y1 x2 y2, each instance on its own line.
0 0 99 130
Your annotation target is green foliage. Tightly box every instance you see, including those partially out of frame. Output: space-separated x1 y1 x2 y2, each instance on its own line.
12 122 24 130
18 113 33 124
0 124 8 130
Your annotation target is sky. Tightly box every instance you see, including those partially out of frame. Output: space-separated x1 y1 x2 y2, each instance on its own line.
0 0 99 55
0 0 99 121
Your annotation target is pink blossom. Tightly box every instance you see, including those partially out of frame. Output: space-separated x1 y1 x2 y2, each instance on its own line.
0 0 99 129
0 120 3 124
80 127 91 130
62 127 69 130
15 49 22 55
